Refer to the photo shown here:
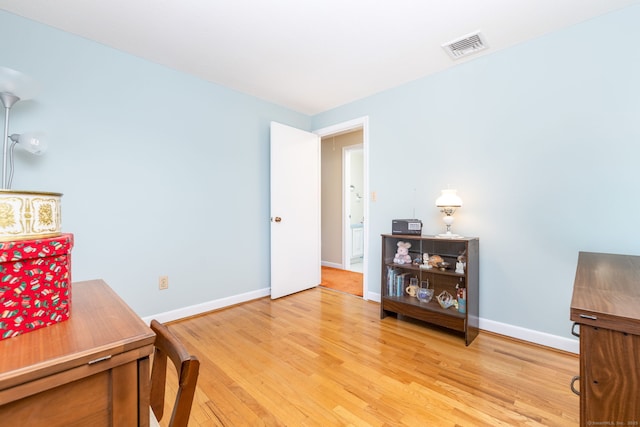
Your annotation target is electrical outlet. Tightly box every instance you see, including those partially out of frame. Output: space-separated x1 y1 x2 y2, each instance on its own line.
158 276 169 290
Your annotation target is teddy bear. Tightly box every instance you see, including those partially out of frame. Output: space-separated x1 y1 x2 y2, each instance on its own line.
393 241 412 264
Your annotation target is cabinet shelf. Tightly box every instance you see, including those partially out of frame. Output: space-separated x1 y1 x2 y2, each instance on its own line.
382 295 466 319
385 262 466 278
380 234 479 345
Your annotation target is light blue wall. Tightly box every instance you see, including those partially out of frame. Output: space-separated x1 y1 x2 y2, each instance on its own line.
1 11 310 316
3 5 640 341
313 5 640 339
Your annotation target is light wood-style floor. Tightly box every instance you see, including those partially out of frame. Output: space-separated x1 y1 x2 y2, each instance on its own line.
160 287 579 426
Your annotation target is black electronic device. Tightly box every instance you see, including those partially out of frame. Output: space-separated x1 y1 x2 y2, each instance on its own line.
392 219 422 235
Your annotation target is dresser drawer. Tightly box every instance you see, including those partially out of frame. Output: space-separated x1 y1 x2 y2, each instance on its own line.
579 325 640 424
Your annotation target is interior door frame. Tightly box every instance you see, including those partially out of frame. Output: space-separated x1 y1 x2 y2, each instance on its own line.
315 117 370 300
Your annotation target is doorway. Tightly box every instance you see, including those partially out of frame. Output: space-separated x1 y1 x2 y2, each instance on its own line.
316 117 369 298
343 144 364 273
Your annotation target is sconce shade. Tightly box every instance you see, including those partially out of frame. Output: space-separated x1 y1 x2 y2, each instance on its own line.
11 133 47 155
0 66 38 101
435 189 463 208
1 67 45 190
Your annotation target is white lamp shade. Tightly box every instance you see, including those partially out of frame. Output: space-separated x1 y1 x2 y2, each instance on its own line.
435 189 463 208
17 133 47 155
0 66 38 101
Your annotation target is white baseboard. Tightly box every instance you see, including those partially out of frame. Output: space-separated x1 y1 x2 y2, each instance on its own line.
321 261 343 269
479 318 578 354
143 288 579 354
141 287 271 325
367 291 578 353
368 291 381 303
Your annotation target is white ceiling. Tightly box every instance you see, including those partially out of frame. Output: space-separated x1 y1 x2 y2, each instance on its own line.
1 0 638 115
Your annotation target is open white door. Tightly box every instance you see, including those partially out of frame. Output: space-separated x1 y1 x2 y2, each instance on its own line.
270 122 321 299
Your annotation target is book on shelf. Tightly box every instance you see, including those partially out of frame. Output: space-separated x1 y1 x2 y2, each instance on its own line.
387 266 396 296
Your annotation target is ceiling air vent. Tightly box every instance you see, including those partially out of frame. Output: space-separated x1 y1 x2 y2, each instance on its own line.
442 31 488 60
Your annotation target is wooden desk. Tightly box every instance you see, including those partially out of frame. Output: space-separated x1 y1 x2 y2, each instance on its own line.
570 252 640 426
0 279 155 426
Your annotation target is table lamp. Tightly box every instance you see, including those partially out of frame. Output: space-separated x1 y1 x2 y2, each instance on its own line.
435 189 462 238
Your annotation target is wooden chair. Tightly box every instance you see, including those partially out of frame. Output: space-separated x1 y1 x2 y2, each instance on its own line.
150 319 200 427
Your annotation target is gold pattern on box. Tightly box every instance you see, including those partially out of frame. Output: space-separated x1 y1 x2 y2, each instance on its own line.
0 191 62 241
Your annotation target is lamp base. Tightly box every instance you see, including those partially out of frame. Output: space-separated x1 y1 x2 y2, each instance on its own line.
437 232 463 239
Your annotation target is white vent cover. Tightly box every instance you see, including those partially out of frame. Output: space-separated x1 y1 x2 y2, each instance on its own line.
442 31 488 60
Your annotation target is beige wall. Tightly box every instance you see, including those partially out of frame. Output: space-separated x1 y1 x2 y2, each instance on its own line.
321 130 363 265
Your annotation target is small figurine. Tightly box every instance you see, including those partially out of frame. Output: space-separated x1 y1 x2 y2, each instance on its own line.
420 253 432 269
456 249 467 274
436 290 456 309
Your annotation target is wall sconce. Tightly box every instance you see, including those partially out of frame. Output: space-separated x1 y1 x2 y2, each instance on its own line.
435 189 463 238
0 66 45 189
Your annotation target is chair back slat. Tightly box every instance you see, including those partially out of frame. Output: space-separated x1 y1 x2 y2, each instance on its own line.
150 319 200 427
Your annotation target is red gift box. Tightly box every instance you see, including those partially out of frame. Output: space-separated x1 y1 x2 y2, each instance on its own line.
0 233 73 340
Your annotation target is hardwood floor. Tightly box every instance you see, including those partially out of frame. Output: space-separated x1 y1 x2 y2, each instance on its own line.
320 266 363 296
160 287 579 426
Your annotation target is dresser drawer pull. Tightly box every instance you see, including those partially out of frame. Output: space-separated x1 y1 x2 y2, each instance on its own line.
571 322 580 337
579 314 597 321
88 355 112 365
570 376 580 396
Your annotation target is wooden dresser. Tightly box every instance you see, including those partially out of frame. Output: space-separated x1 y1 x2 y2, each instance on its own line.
0 279 155 426
570 252 640 426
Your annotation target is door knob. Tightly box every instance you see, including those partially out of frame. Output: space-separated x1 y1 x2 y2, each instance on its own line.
272 217 282 223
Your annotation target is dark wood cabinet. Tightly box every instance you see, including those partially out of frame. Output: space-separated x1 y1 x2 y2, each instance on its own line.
570 252 640 426
380 234 479 345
